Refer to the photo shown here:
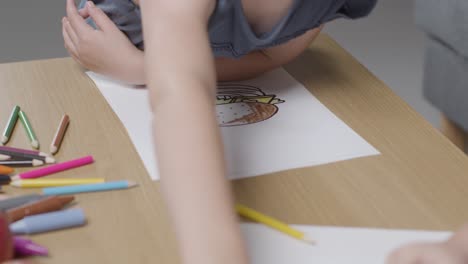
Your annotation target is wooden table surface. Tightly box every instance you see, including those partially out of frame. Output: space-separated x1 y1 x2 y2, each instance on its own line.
1 34 468 263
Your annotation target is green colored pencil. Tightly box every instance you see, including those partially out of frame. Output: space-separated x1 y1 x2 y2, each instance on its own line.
18 110 39 149
2 105 20 145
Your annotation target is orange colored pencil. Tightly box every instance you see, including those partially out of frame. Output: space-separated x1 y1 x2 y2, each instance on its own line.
50 115 70 155
0 165 14 175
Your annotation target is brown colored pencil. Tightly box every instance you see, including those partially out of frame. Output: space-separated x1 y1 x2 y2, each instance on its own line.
6 195 74 222
50 115 70 155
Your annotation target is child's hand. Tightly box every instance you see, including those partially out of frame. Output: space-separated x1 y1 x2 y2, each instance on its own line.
63 0 145 85
387 225 468 264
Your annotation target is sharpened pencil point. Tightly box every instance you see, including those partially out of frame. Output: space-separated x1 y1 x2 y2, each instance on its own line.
45 157 56 164
1 136 8 144
127 181 138 188
302 235 316 245
32 159 44 167
11 175 20 181
49 146 58 155
0 154 10 161
31 140 40 149
10 181 20 187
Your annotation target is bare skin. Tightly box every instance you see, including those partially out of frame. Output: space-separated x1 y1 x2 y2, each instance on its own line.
62 1 320 264
61 2 468 264
387 225 468 264
63 0 322 84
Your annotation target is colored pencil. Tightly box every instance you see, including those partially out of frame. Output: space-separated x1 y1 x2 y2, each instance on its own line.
10 208 86 234
0 149 55 164
0 146 48 157
0 194 46 211
0 160 43 167
11 178 104 188
42 180 137 195
235 204 314 244
0 154 11 161
18 110 39 149
0 175 11 185
7 196 75 222
50 115 70 155
1 105 20 145
13 237 49 256
13 155 94 180
0 165 14 174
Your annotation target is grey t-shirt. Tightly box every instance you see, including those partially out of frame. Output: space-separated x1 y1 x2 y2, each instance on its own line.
81 0 377 58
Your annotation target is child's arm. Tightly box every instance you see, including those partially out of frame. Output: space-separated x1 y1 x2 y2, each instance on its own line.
63 2 145 85
64 0 321 85
387 224 468 263
139 1 250 264
65 1 249 263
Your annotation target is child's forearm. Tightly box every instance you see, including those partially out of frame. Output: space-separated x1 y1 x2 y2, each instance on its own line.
110 48 146 85
141 1 249 264
120 48 145 85
153 87 248 264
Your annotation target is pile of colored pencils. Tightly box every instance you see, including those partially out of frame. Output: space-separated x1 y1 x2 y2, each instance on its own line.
0 146 54 168
0 105 140 261
0 105 70 178
1 105 70 155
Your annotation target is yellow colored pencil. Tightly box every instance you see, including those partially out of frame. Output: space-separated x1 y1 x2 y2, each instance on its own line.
235 204 314 244
10 178 105 188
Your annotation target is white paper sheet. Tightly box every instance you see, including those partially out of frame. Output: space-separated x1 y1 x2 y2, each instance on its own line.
87 68 379 180
242 223 451 264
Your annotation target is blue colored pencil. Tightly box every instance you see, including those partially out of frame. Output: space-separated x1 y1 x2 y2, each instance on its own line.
42 180 137 195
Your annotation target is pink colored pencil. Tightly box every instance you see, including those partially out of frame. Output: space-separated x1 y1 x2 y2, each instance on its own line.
13 155 94 180
0 146 48 157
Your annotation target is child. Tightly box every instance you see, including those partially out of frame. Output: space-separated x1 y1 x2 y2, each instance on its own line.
62 1 376 263
66 0 377 84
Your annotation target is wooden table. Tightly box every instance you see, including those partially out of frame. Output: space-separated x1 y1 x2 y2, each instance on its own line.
1 34 468 263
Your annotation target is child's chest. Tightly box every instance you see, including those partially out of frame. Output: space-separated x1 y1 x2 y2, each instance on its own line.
241 0 295 35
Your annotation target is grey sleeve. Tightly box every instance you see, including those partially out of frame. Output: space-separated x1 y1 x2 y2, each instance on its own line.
342 0 378 18
80 0 144 50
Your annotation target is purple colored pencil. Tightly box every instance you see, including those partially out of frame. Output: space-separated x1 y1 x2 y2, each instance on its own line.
13 236 49 256
0 146 47 157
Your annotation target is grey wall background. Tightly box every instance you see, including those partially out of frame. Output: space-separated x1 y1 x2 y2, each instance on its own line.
0 0 68 62
0 0 440 127
325 0 439 127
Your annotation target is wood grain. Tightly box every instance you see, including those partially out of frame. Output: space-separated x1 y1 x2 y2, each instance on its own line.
1 34 468 263
440 114 466 151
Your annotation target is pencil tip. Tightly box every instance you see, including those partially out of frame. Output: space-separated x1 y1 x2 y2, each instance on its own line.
11 175 19 181
0 154 10 161
10 181 20 187
1 136 8 144
49 146 58 155
302 235 316 245
31 140 40 149
59 195 75 204
127 181 138 188
32 159 44 167
45 157 56 164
